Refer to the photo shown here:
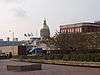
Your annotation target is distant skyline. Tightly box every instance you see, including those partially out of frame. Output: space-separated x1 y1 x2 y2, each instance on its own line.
0 0 100 40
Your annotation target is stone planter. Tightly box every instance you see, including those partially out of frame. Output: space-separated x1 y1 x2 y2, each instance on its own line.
7 62 41 72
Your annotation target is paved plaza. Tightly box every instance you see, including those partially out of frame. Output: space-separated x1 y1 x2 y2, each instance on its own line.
0 59 100 75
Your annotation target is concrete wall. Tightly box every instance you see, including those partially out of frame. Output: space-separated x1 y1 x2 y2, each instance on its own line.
0 46 18 56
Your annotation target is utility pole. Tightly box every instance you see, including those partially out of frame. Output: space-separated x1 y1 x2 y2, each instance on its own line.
11 25 15 56
12 31 14 55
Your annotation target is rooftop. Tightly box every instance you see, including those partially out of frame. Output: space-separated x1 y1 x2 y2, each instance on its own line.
60 22 100 28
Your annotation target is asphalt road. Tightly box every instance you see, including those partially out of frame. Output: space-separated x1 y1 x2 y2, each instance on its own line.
0 59 100 75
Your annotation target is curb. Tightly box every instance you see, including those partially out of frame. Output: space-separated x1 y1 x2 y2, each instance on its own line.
12 59 100 68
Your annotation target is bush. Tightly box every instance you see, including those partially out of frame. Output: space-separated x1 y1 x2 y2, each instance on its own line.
12 52 100 62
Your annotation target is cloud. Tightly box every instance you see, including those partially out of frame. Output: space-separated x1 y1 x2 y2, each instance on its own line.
11 7 28 18
0 0 23 3
0 0 28 18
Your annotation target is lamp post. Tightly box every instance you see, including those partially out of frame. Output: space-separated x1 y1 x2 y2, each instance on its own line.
12 31 14 55
9 25 15 56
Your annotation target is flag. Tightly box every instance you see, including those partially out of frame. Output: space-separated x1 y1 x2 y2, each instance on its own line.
28 33 31 37
24 34 27 37
9 30 11 32
31 33 33 36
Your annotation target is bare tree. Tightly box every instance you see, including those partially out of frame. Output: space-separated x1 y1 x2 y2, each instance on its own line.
52 32 100 51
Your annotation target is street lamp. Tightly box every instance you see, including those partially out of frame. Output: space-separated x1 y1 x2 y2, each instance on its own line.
9 26 15 56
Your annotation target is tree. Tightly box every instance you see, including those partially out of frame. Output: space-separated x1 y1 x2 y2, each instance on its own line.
52 32 100 51
53 32 69 50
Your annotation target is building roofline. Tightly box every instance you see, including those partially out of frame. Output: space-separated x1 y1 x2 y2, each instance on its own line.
60 22 100 28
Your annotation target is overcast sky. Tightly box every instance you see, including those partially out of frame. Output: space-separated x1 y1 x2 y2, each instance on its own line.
0 0 100 40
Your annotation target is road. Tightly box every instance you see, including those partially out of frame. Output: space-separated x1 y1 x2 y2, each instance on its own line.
0 59 100 75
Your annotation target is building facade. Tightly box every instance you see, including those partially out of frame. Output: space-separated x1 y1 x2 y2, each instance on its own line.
60 22 100 33
0 45 27 56
40 19 50 40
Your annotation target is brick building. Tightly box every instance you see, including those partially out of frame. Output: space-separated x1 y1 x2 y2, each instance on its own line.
60 21 100 33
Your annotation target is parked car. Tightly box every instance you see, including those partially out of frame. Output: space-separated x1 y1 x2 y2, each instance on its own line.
0 53 7 59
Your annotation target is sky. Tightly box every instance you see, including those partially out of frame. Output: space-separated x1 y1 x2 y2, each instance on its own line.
0 0 100 40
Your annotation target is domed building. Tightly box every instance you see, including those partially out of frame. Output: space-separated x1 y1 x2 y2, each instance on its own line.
40 19 50 40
